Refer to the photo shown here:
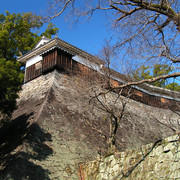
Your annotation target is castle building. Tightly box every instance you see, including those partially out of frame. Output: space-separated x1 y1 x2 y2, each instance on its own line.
18 36 105 83
18 36 180 110
1 36 179 180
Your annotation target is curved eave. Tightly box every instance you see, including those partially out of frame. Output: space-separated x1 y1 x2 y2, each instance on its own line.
39 45 75 56
56 38 105 65
18 38 105 65
17 39 59 63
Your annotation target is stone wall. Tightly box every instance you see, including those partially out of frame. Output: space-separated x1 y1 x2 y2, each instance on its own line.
0 70 106 180
25 59 180 111
1 70 179 180
80 134 180 180
17 71 54 102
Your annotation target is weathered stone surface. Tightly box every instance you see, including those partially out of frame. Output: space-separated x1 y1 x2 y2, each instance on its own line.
0 70 179 179
81 134 180 180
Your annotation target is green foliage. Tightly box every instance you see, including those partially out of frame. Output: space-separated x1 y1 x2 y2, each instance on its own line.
41 22 59 39
132 65 153 81
0 11 59 117
0 59 24 116
0 11 58 59
132 64 180 91
153 64 173 88
165 83 180 92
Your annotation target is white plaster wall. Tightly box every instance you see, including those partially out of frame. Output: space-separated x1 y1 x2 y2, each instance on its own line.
72 55 101 71
26 55 42 68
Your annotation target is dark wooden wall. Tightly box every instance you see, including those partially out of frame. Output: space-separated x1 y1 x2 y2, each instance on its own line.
24 49 179 110
25 49 94 82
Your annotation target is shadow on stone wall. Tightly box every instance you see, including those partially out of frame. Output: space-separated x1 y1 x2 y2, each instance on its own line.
80 134 180 179
0 113 53 180
119 139 162 179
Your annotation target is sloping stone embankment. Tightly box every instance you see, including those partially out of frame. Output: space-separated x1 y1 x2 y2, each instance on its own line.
81 134 180 180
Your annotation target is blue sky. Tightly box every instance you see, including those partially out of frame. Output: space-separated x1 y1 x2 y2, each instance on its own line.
0 0 109 56
1 1 180 86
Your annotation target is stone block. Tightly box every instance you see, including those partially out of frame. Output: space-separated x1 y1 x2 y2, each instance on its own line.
165 135 179 142
163 143 175 153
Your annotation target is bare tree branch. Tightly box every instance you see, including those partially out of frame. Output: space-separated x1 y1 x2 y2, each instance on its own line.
47 0 74 22
98 72 180 95
46 0 180 91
